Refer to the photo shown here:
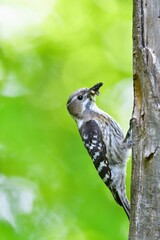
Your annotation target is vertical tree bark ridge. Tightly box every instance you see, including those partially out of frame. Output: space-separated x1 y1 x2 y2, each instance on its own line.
129 0 160 239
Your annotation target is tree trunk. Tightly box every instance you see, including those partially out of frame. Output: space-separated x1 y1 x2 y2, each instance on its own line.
129 0 160 239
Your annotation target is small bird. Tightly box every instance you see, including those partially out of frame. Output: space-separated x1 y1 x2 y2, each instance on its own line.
67 82 130 219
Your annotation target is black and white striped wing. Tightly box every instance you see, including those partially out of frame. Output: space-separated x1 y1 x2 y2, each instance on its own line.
79 120 111 186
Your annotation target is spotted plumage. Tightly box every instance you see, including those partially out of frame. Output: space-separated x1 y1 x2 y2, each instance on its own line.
67 83 130 219
80 120 111 186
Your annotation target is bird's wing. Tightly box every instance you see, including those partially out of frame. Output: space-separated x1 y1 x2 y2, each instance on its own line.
79 120 111 186
79 120 130 219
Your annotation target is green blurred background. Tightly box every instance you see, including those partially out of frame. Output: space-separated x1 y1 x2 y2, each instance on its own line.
0 0 132 239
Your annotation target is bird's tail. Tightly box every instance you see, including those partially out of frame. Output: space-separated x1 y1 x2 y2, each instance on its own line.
119 195 130 220
109 187 130 220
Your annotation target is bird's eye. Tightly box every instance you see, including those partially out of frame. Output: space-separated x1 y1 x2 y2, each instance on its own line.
77 95 83 100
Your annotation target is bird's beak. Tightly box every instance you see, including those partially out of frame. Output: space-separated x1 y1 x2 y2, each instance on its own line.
89 82 103 96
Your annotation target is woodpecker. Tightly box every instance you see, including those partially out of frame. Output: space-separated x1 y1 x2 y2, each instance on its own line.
67 82 130 219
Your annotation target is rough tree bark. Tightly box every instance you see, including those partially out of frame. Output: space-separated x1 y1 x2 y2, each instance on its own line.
129 0 160 239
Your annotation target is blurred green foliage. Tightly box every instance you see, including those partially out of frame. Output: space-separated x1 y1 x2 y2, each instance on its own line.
0 0 132 239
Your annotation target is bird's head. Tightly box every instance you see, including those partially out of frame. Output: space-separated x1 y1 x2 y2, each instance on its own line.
67 82 103 119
